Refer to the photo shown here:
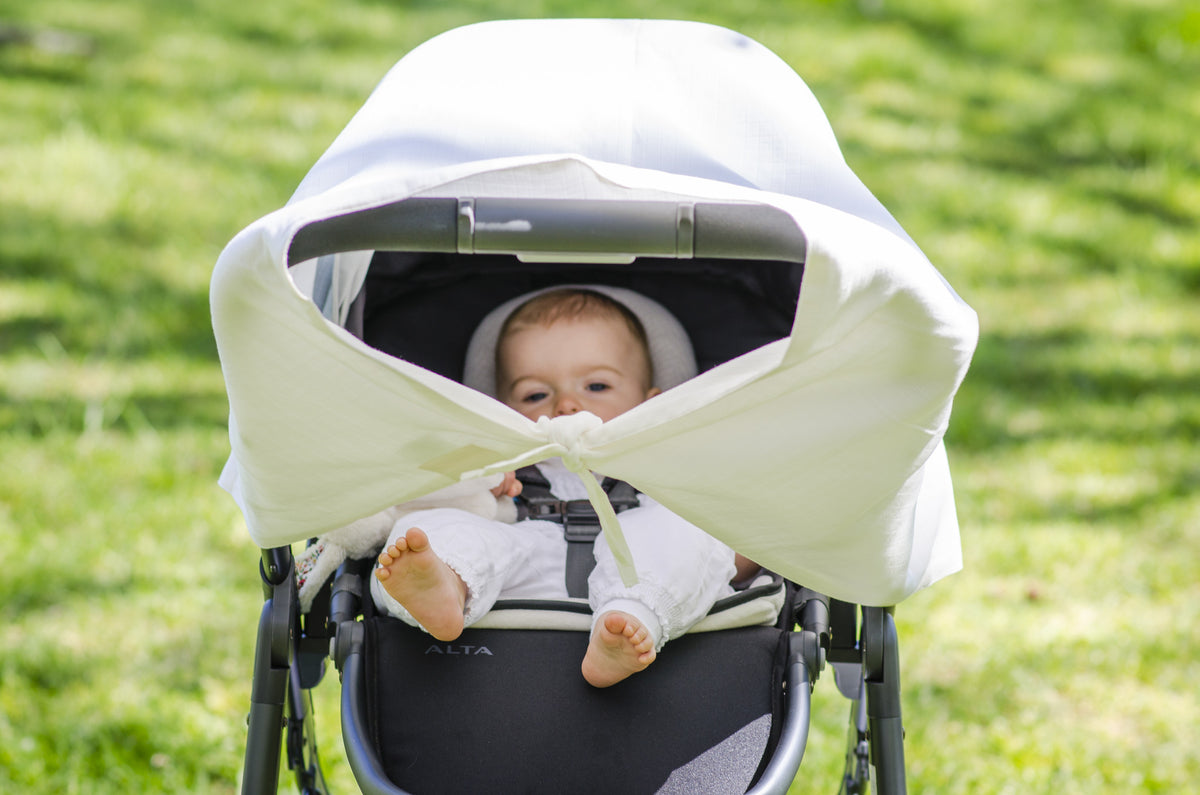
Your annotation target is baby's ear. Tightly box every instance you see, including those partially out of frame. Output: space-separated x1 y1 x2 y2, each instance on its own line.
645 386 662 399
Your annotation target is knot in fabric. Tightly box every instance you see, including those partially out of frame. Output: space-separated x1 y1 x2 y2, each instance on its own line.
460 410 638 588
535 412 603 472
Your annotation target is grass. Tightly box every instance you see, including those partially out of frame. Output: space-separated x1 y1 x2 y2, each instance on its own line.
2 0 1197 792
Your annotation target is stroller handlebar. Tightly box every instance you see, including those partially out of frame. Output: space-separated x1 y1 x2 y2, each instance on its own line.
288 197 806 266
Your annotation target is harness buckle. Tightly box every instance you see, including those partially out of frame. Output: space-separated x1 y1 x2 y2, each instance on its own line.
562 500 601 543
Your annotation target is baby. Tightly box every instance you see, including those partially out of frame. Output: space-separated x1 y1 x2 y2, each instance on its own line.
374 288 739 686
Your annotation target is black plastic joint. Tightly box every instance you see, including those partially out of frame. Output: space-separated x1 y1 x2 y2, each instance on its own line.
789 630 825 686
333 620 365 674
260 546 295 586
332 570 364 599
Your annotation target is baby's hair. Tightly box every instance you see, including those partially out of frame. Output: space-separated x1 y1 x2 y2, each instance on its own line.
497 288 654 384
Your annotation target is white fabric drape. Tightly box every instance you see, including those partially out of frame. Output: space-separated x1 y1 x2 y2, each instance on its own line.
211 20 977 606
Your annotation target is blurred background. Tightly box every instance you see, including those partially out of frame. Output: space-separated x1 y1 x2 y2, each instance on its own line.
1 1 1197 792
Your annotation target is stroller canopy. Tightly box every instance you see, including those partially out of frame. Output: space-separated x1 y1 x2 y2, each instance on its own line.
211 19 977 606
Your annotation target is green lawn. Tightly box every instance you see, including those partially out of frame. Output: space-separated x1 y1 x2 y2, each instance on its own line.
2 1 1197 792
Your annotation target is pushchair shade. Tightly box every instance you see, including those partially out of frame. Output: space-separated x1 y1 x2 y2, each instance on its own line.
211 19 977 607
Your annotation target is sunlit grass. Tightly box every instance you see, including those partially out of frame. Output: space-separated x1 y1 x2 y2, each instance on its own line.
2 0 1198 792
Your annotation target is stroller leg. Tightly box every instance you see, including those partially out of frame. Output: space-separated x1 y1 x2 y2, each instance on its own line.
241 548 297 795
863 607 906 795
243 600 288 793
285 661 329 794
839 681 871 795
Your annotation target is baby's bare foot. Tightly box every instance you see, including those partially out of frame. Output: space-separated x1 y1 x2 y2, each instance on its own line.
581 611 657 688
375 527 467 641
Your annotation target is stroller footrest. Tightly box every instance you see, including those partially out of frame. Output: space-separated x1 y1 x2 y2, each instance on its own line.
359 620 791 794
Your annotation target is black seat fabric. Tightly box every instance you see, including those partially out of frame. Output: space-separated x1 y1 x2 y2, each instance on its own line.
364 617 788 794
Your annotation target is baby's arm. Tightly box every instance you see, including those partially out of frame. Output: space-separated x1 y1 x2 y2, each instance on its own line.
398 473 519 522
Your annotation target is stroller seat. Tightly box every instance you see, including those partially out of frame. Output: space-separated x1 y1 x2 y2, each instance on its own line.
350 569 799 795
289 265 814 794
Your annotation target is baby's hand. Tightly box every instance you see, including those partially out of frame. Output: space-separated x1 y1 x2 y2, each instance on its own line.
491 471 523 499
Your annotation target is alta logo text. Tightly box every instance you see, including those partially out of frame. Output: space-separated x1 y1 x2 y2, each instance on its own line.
424 644 494 656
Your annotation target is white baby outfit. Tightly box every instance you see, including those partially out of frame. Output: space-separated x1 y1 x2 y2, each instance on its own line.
370 457 737 651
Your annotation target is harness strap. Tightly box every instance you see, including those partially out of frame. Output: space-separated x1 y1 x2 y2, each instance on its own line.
515 466 640 598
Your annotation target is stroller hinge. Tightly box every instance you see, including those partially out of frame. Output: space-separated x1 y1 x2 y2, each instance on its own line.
260 546 294 594
792 588 832 687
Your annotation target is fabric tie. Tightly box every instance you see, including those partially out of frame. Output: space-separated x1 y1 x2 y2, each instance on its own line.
537 413 599 471
463 412 638 587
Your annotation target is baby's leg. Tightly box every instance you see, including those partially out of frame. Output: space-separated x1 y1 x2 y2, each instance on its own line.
589 499 736 647
375 527 468 641
581 611 657 688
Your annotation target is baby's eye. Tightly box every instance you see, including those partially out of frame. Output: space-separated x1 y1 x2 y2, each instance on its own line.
585 382 610 393
521 391 548 404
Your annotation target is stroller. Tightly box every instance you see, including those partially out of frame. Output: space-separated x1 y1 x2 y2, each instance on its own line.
211 19 978 795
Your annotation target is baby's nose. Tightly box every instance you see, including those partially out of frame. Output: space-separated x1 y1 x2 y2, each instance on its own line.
554 395 582 415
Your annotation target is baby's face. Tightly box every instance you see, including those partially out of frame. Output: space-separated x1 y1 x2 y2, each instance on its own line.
497 316 659 422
